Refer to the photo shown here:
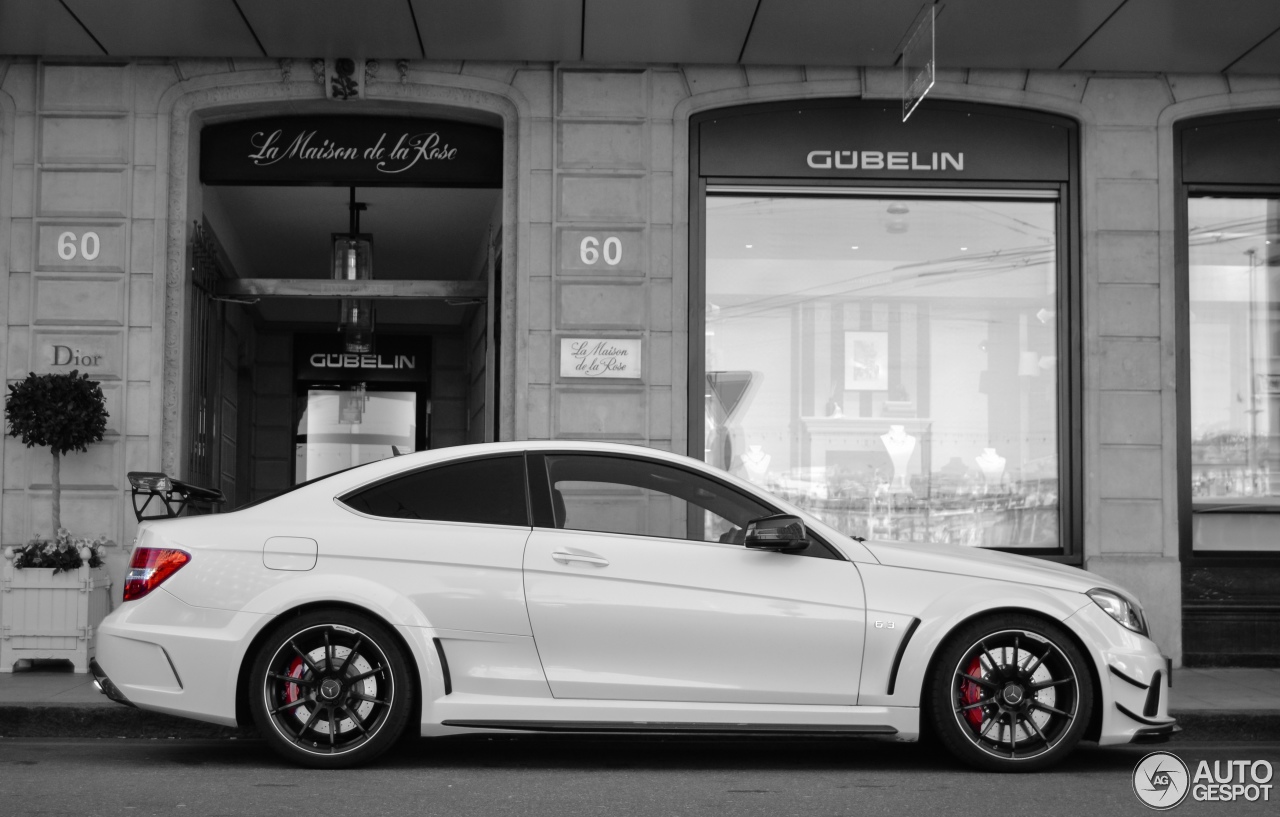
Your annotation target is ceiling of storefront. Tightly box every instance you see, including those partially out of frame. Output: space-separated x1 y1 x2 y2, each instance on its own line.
202 184 500 326
1 0 1278 73
705 194 1058 303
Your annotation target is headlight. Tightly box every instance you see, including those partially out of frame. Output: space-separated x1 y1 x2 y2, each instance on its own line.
1087 588 1148 636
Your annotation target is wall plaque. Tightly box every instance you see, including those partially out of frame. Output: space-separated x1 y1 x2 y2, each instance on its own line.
201 116 503 187
560 338 642 379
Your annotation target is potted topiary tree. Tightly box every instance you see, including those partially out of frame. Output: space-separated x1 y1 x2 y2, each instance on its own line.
1 370 113 672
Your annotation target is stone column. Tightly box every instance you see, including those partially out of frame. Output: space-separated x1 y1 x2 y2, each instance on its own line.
1081 77 1182 662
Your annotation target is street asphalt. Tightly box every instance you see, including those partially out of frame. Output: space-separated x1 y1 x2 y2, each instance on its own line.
0 736 1276 816
3 665 1278 741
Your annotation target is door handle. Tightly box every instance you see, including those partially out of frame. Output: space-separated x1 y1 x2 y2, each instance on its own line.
551 550 610 567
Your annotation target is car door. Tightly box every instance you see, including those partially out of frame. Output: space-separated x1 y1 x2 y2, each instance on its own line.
331 453 533 635
522 452 865 705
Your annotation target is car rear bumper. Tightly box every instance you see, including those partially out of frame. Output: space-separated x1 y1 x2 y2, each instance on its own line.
93 588 266 728
88 659 134 708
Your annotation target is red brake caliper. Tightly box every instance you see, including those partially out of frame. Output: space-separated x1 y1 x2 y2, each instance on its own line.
960 657 985 729
284 656 304 706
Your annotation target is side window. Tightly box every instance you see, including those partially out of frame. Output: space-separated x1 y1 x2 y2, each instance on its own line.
543 455 770 542
340 455 529 526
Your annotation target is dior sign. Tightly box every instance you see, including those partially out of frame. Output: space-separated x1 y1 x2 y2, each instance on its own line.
33 331 121 379
202 116 502 187
51 345 104 367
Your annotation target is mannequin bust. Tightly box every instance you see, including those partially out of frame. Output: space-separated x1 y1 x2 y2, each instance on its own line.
976 447 1006 487
740 444 772 486
880 425 917 493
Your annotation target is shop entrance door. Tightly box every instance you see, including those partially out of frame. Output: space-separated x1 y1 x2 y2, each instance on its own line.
292 334 431 484
296 388 421 482
195 115 505 503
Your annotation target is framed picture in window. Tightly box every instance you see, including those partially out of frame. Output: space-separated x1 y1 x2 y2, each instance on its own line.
844 331 889 391
1262 370 1280 394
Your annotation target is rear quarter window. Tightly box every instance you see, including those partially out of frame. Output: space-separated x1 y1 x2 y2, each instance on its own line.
339 455 529 526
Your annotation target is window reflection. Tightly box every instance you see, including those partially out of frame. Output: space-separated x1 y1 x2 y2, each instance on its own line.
1188 197 1280 551
295 389 416 482
705 193 1060 548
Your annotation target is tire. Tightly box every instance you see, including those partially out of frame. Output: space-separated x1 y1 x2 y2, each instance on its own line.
928 613 1094 772
249 609 413 768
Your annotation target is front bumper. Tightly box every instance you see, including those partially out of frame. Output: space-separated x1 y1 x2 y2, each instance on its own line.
1066 603 1179 745
1109 652 1182 743
1131 719 1181 744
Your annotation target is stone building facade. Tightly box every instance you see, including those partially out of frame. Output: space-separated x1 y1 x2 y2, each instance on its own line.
2 57 1280 666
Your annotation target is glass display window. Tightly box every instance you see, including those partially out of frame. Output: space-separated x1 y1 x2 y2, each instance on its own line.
1187 196 1280 551
703 190 1063 549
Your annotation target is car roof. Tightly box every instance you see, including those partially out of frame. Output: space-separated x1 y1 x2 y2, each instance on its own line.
251 440 875 563
282 440 710 498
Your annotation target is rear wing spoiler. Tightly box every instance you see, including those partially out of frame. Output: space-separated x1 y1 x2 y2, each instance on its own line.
127 471 226 522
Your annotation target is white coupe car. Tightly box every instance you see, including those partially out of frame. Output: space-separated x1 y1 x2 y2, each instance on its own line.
92 441 1175 771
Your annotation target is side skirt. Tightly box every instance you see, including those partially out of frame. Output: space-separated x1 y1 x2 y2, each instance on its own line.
440 720 898 737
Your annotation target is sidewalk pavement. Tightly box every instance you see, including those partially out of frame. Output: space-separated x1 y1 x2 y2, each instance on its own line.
0 663 1276 740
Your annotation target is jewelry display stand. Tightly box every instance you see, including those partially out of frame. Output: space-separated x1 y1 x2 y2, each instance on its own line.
976 447 1007 489
881 424 917 494
740 445 772 486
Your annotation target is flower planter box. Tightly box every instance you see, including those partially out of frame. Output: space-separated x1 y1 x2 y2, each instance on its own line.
1 555 112 673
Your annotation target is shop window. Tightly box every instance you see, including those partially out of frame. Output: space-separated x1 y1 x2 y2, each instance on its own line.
341 455 528 526
1187 196 1280 551
703 192 1061 549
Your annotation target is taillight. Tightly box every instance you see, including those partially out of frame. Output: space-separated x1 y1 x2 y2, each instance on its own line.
123 547 190 601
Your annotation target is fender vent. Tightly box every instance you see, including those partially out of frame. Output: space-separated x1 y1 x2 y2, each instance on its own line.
433 638 453 696
886 618 921 696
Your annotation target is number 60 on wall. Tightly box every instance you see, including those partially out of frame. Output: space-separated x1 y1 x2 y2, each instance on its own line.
57 231 101 261
579 235 622 266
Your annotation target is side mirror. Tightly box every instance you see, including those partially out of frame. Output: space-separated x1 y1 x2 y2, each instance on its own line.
744 514 809 552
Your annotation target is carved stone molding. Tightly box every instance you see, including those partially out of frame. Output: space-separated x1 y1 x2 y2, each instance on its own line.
159 71 526 477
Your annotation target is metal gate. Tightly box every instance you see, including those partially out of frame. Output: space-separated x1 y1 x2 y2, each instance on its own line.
186 222 225 497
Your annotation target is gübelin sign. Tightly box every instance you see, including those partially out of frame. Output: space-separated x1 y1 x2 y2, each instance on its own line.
697 102 1073 182
806 150 963 171
295 334 432 384
201 116 503 187
308 352 417 370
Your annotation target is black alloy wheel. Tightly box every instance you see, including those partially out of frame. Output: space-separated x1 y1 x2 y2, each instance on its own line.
929 614 1093 772
250 610 413 768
